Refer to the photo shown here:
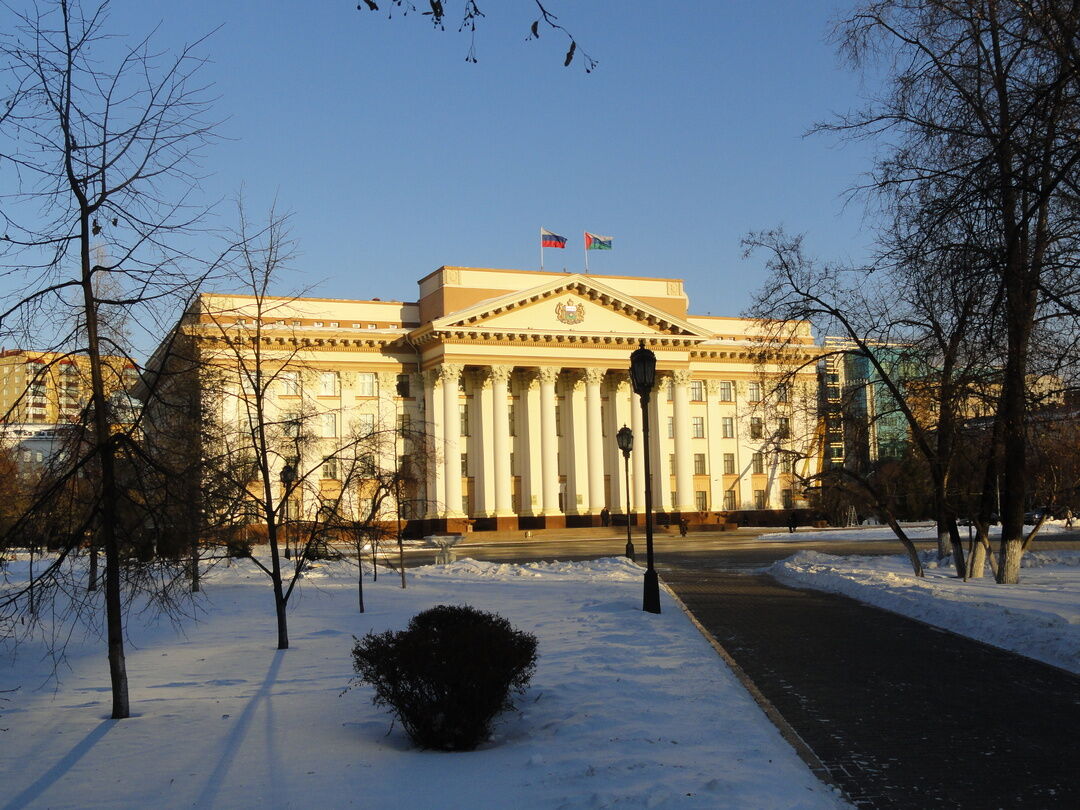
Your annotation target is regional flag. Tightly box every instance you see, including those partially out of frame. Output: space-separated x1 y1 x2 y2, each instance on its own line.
541 228 567 249
585 232 613 250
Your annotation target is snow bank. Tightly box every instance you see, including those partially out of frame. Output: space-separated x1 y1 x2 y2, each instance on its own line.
770 551 1080 674
1 555 845 809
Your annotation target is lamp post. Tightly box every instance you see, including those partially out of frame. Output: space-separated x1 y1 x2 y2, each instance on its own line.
616 425 635 561
629 341 661 614
280 463 296 560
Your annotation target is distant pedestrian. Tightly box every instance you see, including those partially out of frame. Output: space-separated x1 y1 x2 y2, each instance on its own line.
678 518 689 537
787 512 798 534
1066 507 1074 528
600 507 610 527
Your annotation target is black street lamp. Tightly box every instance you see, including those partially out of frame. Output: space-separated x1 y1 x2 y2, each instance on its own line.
629 341 660 614
280 463 296 560
615 424 635 561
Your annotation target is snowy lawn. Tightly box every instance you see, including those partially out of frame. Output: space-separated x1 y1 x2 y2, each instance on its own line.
1 555 844 809
756 521 1074 543
771 550 1080 674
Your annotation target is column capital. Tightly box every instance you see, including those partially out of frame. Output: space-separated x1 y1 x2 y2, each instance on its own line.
488 364 513 386
564 369 586 393
584 367 606 386
613 372 632 393
672 369 692 387
537 366 561 385
422 368 441 388
437 363 463 384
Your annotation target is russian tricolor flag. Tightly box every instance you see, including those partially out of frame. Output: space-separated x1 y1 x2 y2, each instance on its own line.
541 228 567 248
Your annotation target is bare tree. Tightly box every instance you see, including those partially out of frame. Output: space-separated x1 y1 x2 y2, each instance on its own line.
821 0 1080 582
355 0 596 70
0 0 219 717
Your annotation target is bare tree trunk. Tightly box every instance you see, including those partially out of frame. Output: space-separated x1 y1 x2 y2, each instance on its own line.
81 218 129 719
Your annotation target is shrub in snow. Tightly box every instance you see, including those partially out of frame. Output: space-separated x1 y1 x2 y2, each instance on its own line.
350 604 538 751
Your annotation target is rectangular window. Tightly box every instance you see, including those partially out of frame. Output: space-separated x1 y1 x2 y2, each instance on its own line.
510 451 516 474
555 404 563 437
750 417 763 439
691 416 705 438
751 452 764 475
754 489 766 510
279 371 299 396
690 380 704 401
782 489 794 509
693 453 706 475
724 490 736 511
748 381 762 401
397 412 410 435
723 453 735 475
778 417 790 439
459 402 470 436
396 374 411 398
461 454 468 477
695 491 708 511
722 417 734 439
508 403 516 437
320 371 338 396
669 454 676 476
321 412 338 438
777 383 789 403
322 457 339 480
357 372 376 397
358 412 376 435
283 412 300 437
359 453 375 476
667 416 674 439
719 381 733 401
780 455 793 474
666 379 674 401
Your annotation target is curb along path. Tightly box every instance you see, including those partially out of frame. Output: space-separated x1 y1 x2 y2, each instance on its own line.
660 568 1080 809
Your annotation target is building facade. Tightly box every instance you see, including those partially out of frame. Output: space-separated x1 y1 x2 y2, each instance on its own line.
159 267 821 533
0 349 138 424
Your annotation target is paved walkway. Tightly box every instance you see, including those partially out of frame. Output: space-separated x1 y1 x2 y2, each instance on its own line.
660 568 1080 809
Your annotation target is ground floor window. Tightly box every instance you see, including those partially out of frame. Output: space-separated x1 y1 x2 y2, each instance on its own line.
695 490 708 511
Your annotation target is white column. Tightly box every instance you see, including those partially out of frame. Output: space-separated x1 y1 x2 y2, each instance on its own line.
630 377 646 511
422 369 444 519
584 367 605 514
705 380 724 512
566 371 589 515
519 369 542 515
611 376 632 513
439 363 463 518
475 368 494 515
538 366 561 515
650 374 670 512
673 369 694 513
489 365 513 517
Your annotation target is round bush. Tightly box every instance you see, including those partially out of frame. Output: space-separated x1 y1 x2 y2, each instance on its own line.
350 604 538 751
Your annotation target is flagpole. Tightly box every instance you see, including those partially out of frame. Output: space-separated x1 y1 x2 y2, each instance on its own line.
584 231 589 274
541 242 544 272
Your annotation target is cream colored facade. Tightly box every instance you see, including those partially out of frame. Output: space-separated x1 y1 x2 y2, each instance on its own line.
172 267 821 531
0 349 137 424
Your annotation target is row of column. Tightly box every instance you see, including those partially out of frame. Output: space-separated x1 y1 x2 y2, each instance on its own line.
421 363 699 520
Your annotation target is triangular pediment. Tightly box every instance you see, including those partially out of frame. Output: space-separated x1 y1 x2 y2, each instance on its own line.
429 275 712 339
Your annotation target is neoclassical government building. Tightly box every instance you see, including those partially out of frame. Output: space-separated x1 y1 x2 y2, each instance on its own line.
161 266 821 533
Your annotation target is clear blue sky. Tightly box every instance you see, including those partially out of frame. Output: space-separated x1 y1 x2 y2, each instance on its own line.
62 1 879 321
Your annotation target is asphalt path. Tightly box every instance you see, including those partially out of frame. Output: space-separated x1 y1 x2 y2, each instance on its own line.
409 527 1080 808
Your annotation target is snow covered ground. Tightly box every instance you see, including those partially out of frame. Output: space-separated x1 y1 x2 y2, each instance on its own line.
770 550 1080 674
1 555 845 809
756 521 1074 543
